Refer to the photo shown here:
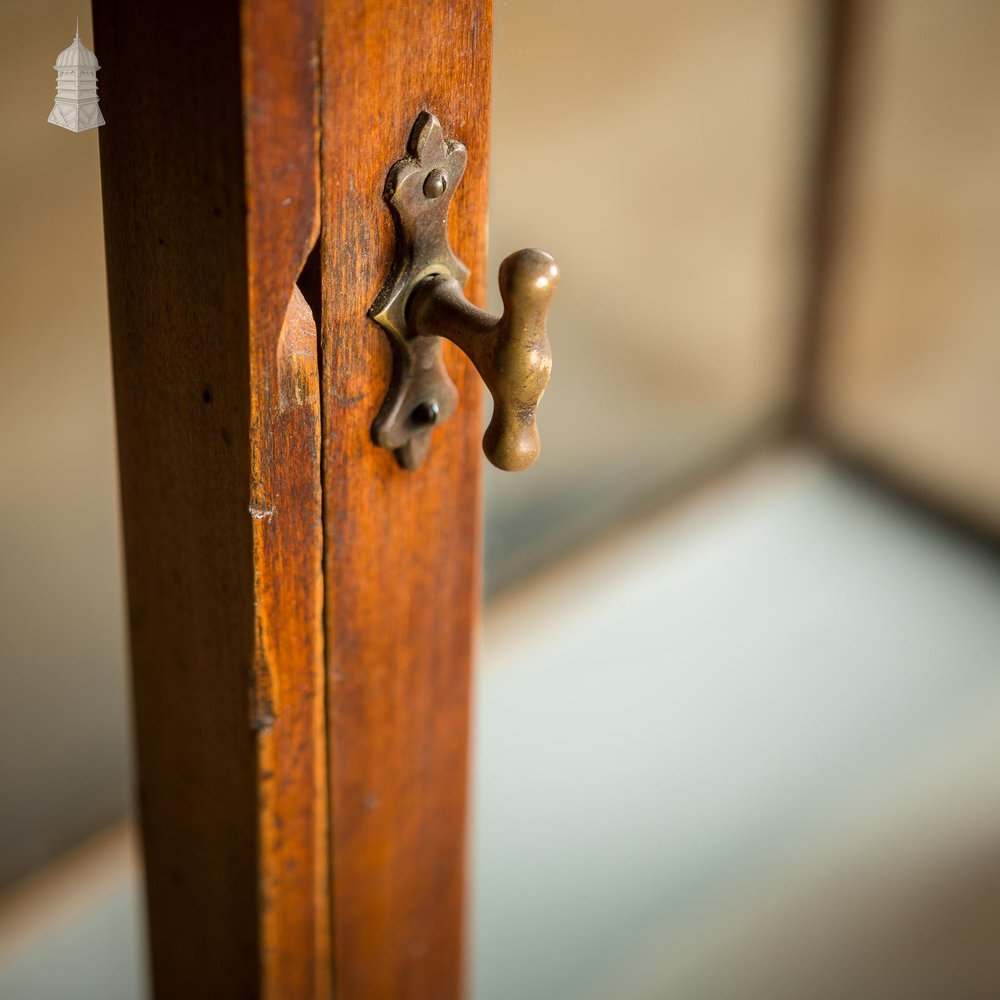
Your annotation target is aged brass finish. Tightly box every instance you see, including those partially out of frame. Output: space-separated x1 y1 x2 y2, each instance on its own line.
406 252 557 471
370 112 557 471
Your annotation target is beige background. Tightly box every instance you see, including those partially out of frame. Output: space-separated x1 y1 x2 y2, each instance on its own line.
485 0 818 585
0 2 125 887
817 0 1000 529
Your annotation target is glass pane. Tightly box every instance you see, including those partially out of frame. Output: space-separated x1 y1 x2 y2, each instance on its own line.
817 0 1000 529
484 0 822 592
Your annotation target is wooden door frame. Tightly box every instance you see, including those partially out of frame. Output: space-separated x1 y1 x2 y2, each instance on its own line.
94 1 490 997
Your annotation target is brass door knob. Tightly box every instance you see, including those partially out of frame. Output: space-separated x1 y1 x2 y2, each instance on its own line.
406 249 558 471
370 113 558 472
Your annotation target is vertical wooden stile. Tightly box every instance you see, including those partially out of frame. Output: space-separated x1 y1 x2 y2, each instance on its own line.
97 0 492 995
319 2 492 996
95 1 329 996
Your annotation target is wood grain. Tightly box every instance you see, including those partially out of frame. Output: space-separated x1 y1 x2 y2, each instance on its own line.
98 0 490 993
243 0 330 996
319 1 492 996
95 0 329 996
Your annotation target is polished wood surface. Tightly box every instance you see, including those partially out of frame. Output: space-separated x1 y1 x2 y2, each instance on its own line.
98 0 490 995
95 1 328 996
244 0 330 995
319 1 491 996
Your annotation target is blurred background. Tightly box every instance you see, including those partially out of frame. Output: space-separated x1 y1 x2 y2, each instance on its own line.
2 0 1000 997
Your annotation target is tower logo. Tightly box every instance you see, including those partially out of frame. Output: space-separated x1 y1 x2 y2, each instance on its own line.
49 21 105 132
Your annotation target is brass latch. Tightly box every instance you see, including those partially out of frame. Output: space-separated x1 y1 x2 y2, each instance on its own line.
369 112 558 471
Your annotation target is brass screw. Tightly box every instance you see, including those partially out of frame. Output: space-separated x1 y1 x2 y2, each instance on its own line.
423 169 447 199
411 400 440 426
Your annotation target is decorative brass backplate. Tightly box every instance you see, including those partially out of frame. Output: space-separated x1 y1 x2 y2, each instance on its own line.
369 112 469 470
371 112 557 472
